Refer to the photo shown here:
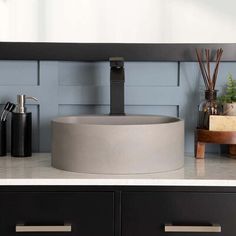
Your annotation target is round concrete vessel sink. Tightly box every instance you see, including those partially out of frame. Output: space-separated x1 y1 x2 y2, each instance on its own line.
51 115 184 174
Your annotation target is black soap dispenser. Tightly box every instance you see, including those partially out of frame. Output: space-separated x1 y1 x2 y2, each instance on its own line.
11 95 38 157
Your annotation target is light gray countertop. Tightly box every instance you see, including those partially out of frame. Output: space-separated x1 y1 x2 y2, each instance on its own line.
0 153 236 186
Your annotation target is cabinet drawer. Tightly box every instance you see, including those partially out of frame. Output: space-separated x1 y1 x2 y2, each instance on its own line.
122 191 236 236
0 191 114 236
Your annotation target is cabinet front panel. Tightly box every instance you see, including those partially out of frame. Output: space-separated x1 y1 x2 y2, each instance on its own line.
122 191 236 236
0 191 114 236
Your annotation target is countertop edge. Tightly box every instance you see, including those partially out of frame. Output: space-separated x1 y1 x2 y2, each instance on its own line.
1 179 236 186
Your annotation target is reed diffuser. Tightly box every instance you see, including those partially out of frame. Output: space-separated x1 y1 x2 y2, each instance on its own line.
196 48 223 129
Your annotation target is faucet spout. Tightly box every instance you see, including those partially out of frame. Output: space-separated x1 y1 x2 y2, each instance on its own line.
109 57 125 115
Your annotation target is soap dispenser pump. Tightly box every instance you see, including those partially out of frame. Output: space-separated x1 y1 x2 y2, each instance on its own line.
11 95 38 157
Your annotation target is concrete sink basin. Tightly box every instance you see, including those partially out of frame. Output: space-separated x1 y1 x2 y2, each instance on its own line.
51 115 184 174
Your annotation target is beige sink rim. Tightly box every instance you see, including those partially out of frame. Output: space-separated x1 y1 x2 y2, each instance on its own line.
53 115 181 126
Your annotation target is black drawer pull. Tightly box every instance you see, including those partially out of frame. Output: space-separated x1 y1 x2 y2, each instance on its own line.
164 224 221 233
15 223 72 232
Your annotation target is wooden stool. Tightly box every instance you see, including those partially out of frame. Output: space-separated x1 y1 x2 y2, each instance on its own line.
195 129 236 158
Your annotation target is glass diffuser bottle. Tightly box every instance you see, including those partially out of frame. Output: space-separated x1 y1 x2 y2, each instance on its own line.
198 90 221 129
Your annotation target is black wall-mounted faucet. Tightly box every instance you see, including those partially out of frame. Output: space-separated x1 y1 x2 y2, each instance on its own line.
109 57 125 115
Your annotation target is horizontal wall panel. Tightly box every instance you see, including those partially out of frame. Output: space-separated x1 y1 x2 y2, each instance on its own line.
126 87 181 105
58 86 109 104
0 61 38 85
58 62 178 87
125 62 178 86
59 105 178 117
59 105 109 116
59 86 181 105
58 62 109 86
126 105 178 116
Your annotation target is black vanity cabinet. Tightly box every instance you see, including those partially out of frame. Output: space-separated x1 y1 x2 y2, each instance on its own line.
0 191 114 236
0 187 236 236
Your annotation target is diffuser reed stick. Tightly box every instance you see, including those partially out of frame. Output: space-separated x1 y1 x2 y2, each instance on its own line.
196 49 209 89
196 48 223 90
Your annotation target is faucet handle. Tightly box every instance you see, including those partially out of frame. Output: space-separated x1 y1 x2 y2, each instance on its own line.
109 57 124 68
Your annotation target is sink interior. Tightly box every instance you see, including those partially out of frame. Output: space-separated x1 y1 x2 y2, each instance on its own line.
53 115 180 125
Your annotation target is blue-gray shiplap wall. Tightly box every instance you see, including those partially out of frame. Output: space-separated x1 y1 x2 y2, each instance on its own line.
1 60 236 153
